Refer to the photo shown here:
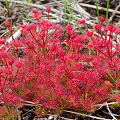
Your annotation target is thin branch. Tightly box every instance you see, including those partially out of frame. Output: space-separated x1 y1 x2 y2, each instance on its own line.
108 2 120 23
106 104 117 120
103 111 120 117
93 102 119 107
63 110 111 120
0 29 9 37
79 3 120 14
15 105 21 120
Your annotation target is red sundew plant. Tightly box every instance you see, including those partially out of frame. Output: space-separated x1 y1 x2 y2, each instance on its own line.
0 10 120 119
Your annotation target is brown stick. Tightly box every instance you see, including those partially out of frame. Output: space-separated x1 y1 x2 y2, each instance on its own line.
79 3 120 14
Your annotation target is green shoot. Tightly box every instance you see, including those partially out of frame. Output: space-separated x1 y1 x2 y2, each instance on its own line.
10 19 12 28
63 0 67 26
5 0 9 7
28 0 32 3
22 0 28 22
22 106 40 117
62 0 83 33
5 0 10 16
14 26 18 32
95 0 100 23
68 0 73 22
106 0 109 25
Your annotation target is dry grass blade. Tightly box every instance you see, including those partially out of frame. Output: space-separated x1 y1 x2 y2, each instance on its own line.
21 100 113 120
15 105 21 120
0 0 95 25
65 1 90 19
20 99 42 106
79 3 120 14
6 28 22 44
93 102 120 107
63 110 111 120
108 2 120 23
0 29 9 37
58 116 74 120
0 0 64 17
106 104 117 120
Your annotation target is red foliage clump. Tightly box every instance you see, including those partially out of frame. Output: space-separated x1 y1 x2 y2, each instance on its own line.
0 13 120 118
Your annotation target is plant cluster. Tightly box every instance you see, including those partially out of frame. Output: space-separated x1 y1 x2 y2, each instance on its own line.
0 9 120 119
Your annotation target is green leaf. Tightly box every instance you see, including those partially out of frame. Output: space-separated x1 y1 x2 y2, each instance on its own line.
106 0 110 25
95 0 100 23
5 0 9 7
28 0 32 3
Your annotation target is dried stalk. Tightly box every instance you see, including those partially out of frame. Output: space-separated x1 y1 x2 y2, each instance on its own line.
79 3 120 14
63 109 111 120
106 104 117 120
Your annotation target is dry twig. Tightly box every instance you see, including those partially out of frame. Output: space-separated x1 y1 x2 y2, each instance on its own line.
108 2 120 23
93 102 119 107
106 104 117 120
63 109 111 120
15 105 21 120
79 3 120 14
